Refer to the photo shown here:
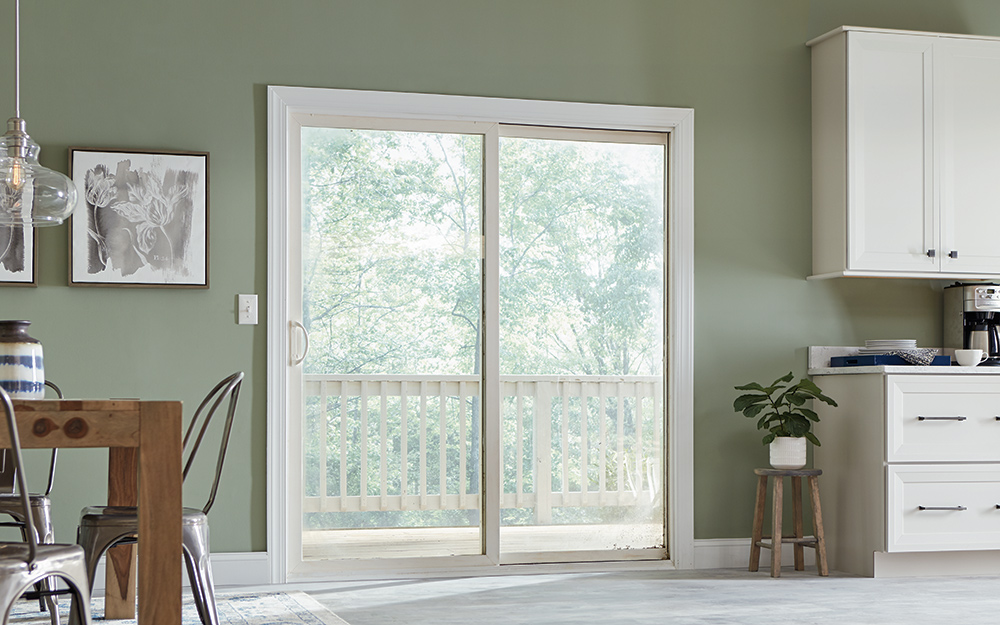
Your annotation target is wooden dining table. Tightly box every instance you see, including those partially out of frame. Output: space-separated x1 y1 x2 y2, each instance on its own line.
4 398 182 625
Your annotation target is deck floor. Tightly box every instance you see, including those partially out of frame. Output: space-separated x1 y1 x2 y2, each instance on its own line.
303 523 664 560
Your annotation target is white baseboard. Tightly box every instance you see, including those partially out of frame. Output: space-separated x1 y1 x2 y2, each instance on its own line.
91 552 270 591
90 542 804 590
693 538 815 569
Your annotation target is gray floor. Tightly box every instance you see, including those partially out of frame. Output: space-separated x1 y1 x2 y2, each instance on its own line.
309 568 1000 624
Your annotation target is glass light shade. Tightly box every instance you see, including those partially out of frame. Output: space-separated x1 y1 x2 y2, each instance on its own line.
0 118 77 226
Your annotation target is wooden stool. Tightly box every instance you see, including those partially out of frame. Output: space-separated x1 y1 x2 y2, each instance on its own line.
749 468 829 578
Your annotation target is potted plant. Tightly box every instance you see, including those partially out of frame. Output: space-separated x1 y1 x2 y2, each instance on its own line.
733 372 837 469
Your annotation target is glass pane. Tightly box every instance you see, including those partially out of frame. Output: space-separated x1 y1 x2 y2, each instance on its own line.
499 133 666 556
300 127 483 560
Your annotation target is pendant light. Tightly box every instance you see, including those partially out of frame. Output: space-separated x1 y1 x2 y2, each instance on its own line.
0 0 77 227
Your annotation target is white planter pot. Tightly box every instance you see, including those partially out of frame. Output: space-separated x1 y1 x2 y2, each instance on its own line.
769 436 807 470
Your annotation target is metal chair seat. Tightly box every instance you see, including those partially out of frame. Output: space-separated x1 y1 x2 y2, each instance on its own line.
77 507 213 625
73 372 243 625
0 386 92 625
79 505 208 528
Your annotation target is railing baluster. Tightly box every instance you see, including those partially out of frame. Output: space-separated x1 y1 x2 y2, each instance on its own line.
319 381 329 512
515 380 524 508
420 380 428 510
635 381 644 501
560 383 569 500
380 381 388 511
360 379 369 512
439 386 447 506
338 380 347 511
535 381 553 524
401 380 408 510
599 381 607 506
654 380 662 489
581 382 589 500
617 381 625 501
459 380 468 510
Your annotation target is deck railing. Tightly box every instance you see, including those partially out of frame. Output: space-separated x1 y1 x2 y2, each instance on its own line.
303 374 663 522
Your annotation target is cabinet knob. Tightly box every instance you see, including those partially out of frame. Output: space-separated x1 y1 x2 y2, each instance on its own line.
927 249 936 258
917 415 967 421
918 505 967 511
949 250 959 259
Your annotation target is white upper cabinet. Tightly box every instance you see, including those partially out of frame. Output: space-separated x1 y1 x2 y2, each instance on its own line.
810 27 1000 279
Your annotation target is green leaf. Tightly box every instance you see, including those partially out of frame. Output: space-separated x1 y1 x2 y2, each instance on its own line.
786 393 806 406
734 394 768 412
805 432 821 446
762 432 776 445
744 403 767 419
735 382 765 392
773 372 795 385
796 378 823 394
798 407 819 421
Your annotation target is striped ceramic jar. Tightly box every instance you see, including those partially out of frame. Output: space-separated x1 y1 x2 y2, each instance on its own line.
0 321 44 399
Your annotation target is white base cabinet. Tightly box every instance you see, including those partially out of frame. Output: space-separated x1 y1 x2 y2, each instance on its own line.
813 372 1000 576
809 26 1000 279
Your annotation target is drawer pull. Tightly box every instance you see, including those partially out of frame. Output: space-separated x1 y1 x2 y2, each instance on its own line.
916 416 967 421
918 505 967 511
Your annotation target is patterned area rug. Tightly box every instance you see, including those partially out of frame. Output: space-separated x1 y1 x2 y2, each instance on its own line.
7 591 350 624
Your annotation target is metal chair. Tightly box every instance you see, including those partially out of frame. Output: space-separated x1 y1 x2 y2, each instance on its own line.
74 372 243 625
0 386 92 625
0 381 64 618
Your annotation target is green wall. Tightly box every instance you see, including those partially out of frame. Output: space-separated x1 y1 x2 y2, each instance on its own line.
1 0 998 555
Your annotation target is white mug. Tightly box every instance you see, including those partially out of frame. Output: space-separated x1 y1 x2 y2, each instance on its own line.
955 349 987 367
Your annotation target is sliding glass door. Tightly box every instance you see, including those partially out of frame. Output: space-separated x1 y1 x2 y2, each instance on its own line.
287 115 667 569
498 127 666 559
297 123 484 559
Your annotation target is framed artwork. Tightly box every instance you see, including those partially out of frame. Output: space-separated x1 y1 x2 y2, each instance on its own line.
0 224 35 286
69 148 209 288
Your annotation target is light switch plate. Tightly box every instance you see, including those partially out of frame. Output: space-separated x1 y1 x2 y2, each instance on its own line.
238 294 258 325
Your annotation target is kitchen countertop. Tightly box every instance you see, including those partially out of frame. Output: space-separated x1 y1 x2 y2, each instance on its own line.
808 346 1000 376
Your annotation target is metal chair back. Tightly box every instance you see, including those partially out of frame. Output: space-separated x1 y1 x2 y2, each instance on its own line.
0 386 40 566
182 372 244 515
0 380 62 496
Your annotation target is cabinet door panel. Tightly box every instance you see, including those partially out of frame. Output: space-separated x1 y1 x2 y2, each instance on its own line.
848 33 936 272
938 40 1000 274
887 375 1000 462
887 464 1000 552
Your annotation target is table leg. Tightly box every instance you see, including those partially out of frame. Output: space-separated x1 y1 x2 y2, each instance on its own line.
749 475 767 572
137 401 182 625
792 476 804 571
106 448 138 619
770 476 783 578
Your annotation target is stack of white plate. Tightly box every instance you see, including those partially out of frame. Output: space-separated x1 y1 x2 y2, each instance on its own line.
858 339 917 355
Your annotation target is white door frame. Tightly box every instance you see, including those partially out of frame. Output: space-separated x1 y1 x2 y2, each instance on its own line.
266 86 695 582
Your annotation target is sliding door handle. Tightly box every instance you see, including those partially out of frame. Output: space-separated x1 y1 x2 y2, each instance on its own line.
290 320 310 366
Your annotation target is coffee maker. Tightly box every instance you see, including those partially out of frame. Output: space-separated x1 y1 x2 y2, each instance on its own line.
944 283 1000 365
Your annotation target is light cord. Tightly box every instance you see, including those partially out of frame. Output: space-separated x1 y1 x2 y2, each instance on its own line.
14 0 19 119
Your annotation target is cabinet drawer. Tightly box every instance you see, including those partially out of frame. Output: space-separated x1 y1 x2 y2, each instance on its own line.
888 464 1000 552
887 376 1000 462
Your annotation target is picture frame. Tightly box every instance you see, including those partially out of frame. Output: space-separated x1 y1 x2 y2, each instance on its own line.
69 147 209 288
0 224 36 286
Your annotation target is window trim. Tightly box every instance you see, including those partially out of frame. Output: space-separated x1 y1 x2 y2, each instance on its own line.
267 86 694 581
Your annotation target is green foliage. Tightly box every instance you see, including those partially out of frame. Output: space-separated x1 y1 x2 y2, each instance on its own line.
733 372 837 446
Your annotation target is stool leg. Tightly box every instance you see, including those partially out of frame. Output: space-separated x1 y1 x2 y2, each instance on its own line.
770 475 783 578
808 475 829 576
792 476 804 571
749 475 767 572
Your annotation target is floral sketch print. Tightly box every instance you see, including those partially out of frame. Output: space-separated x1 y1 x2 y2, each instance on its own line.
0 225 25 274
82 159 198 279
